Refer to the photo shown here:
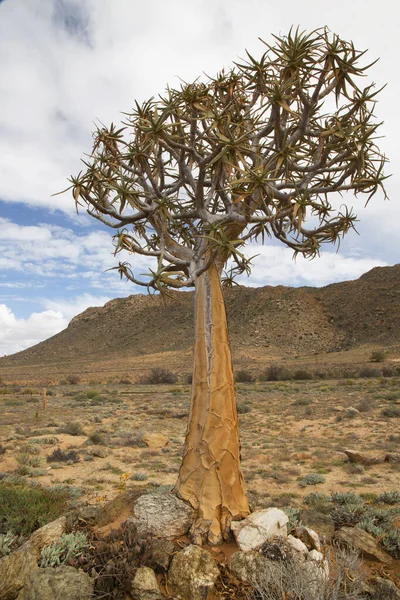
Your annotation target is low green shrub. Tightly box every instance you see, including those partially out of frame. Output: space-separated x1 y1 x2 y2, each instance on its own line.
59 421 85 436
47 449 80 463
370 350 385 363
381 406 400 418
299 473 325 487
293 369 313 381
235 370 254 383
0 483 69 536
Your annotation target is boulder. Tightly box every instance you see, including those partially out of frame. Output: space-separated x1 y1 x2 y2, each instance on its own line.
133 492 194 538
168 545 219 600
294 526 321 552
143 433 169 450
286 535 308 556
344 449 380 466
0 517 67 600
308 549 324 563
228 550 280 585
95 488 148 527
298 510 335 542
16 566 93 600
333 527 391 563
231 508 288 552
131 567 163 600
345 407 359 417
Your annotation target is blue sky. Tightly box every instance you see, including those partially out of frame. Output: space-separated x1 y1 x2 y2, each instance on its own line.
0 0 399 356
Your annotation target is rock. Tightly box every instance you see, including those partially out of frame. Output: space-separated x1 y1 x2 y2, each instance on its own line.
385 453 400 464
89 446 109 458
294 526 321 552
66 505 101 530
231 508 288 552
0 517 67 600
0 544 39 600
16 566 93 600
146 538 176 571
286 535 308 556
308 549 324 562
168 545 220 600
333 527 391 563
298 510 335 542
228 551 280 585
302 558 329 594
143 433 169 450
345 407 360 417
344 449 380 466
131 567 162 600
133 493 194 538
95 488 148 527
370 577 400 599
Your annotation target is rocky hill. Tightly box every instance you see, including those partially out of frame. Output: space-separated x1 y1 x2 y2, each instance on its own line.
1 265 399 376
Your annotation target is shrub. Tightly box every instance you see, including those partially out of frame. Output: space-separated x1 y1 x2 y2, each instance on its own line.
237 402 251 414
88 431 107 445
0 531 19 557
131 472 148 481
357 397 376 412
140 368 178 384
22 388 40 396
114 429 146 447
47 449 80 463
359 366 380 378
0 444 6 455
293 369 313 381
235 369 254 383
86 390 100 399
377 491 400 504
299 473 325 487
381 529 400 559
66 374 80 385
381 406 400 418
262 365 292 381
184 373 193 385
0 483 69 536
118 379 132 385
370 350 385 363
39 532 89 567
60 421 85 436
292 398 312 406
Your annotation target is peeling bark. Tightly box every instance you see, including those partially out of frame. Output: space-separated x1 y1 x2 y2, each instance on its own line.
175 264 249 545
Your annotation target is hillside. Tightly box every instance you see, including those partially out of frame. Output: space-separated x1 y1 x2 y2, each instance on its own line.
0 264 399 381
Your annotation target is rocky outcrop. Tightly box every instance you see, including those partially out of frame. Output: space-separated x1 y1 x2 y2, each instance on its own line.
131 567 162 600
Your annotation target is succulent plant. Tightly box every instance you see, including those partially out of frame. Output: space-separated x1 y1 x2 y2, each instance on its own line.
39 531 89 568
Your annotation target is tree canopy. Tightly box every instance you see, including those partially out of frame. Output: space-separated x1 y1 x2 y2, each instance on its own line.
68 28 388 291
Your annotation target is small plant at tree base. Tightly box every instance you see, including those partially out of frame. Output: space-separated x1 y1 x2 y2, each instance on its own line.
39 532 89 567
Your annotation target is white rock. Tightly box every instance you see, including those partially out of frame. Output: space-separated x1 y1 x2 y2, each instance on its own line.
308 549 324 562
294 526 322 552
231 508 288 552
287 535 308 555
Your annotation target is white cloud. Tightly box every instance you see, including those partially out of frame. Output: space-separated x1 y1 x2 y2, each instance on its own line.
0 293 112 356
0 304 66 356
234 245 388 288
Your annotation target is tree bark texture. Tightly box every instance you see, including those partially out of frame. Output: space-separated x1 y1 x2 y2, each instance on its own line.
175 264 249 545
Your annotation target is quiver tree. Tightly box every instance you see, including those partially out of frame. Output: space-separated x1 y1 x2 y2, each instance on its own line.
67 28 387 545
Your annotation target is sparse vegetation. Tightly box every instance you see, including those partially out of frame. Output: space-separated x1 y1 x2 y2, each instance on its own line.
139 368 178 385
370 350 385 362
235 370 254 383
39 531 89 567
47 448 80 463
59 421 85 436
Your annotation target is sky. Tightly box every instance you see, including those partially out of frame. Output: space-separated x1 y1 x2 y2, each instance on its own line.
0 0 399 356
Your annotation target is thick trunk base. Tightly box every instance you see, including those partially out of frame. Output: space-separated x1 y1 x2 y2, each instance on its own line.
174 265 249 545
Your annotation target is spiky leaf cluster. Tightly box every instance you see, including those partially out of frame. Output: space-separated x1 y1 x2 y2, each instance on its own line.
68 28 388 290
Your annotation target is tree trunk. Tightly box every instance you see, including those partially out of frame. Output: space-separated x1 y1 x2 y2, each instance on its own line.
174 263 249 545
